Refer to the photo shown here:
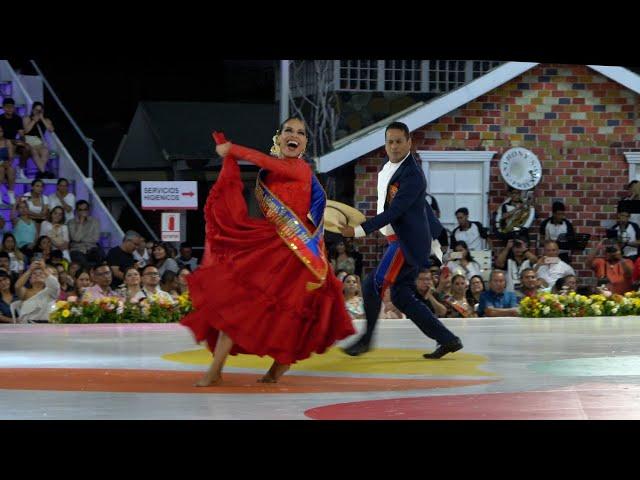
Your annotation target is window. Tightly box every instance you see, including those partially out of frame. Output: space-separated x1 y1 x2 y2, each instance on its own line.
383 60 422 92
428 60 467 93
472 61 503 79
339 60 378 91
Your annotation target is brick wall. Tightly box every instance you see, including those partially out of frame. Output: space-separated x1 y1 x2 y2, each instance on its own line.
352 64 640 283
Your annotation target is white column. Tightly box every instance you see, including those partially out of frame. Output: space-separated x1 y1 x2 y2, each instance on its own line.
279 60 290 124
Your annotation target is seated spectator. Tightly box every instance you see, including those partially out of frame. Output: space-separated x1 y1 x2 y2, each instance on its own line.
540 201 575 242
380 288 405 319
451 207 487 251
68 200 103 266
14 259 60 323
132 236 150 269
0 270 17 323
1 233 26 274
55 264 74 300
415 268 448 317
40 206 71 261
11 200 37 255
160 271 180 299
444 274 476 318
606 208 640 260
0 98 27 183
150 242 179 277
83 262 118 301
466 274 485 311
72 268 93 298
518 268 541 299
0 251 10 273
22 102 55 178
106 230 142 289
140 264 175 303
117 266 145 303
343 237 363 278
495 236 538 293
68 261 82 279
330 240 356 275
176 243 198 272
445 241 482 281
533 240 576 290
32 235 53 264
553 274 578 295
342 273 364 320
177 267 191 295
589 239 634 295
620 180 640 225
428 258 442 287
495 187 535 239
0 125 16 205
47 178 75 223
478 270 519 317
23 179 50 225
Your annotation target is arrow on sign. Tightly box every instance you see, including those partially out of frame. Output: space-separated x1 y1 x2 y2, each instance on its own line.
181 192 195 197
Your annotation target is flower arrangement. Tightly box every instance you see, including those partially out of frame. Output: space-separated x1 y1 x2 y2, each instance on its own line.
519 291 640 318
50 292 194 323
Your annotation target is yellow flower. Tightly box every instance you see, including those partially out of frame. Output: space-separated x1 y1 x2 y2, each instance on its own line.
62 309 71 318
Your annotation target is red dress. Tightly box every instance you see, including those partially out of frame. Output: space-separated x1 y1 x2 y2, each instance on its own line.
181 144 355 365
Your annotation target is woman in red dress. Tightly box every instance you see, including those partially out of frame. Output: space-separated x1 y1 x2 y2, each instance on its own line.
182 117 355 386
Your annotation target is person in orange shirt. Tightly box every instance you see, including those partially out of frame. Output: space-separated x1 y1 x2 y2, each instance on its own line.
587 239 634 295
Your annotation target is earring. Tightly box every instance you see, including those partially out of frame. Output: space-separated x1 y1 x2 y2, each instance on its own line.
270 132 281 157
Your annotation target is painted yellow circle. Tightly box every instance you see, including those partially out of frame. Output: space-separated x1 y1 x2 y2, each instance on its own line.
162 347 495 377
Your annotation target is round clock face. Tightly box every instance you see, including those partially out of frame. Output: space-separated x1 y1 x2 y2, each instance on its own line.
499 148 542 190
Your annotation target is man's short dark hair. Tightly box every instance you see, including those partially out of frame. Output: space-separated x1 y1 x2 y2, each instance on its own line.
455 207 469 216
76 200 90 209
489 269 506 281
91 261 110 272
180 243 192 249
57 178 69 186
552 201 565 213
385 121 410 139
141 264 159 275
2 98 15 106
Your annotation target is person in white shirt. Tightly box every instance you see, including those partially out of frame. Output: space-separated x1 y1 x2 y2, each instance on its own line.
445 241 482 281
534 240 576 290
140 264 175 304
540 201 575 241
495 236 538 293
47 178 76 223
450 207 487 251
132 236 150 268
40 206 71 261
14 259 60 323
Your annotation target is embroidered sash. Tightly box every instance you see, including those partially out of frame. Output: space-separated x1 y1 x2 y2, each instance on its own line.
255 170 328 291
374 236 405 297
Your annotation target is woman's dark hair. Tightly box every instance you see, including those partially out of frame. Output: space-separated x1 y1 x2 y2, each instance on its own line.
34 235 52 252
57 178 69 186
466 274 485 305
31 179 43 188
74 268 91 280
31 101 44 113
150 242 172 266
124 265 141 277
278 116 307 135
2 233 16 249
0 269 15 294
49 206 66 224
161 270 178 287
453 241 474 263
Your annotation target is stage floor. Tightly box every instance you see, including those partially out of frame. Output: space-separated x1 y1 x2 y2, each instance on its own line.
2 316 640 419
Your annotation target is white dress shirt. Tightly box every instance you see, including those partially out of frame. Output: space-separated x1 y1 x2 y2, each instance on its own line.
355 153 410 238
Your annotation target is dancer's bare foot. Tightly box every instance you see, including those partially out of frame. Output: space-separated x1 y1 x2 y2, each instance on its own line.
194 374 222 387
258 361 290 383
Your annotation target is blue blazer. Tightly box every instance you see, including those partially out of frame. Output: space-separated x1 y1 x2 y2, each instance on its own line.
361 154 443 268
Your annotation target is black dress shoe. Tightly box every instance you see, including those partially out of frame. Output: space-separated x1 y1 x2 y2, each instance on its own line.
341 340 370 357
422 338 463 359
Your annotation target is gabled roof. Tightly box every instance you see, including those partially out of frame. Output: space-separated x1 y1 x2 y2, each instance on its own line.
315 62 640 173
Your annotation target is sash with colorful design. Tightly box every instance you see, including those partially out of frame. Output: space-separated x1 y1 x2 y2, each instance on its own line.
374 236 405 297
255 170 328 291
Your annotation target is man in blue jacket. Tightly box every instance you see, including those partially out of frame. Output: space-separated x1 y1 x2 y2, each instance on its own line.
339 122 463 359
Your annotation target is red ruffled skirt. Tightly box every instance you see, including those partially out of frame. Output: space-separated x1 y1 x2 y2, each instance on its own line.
181 158 355 365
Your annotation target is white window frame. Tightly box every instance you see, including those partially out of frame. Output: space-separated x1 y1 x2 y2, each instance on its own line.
416 150 496 228
624 152 640 182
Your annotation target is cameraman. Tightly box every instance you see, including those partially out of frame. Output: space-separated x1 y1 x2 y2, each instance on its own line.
533 240 575 290
495 235 538 293
587 239 633 295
